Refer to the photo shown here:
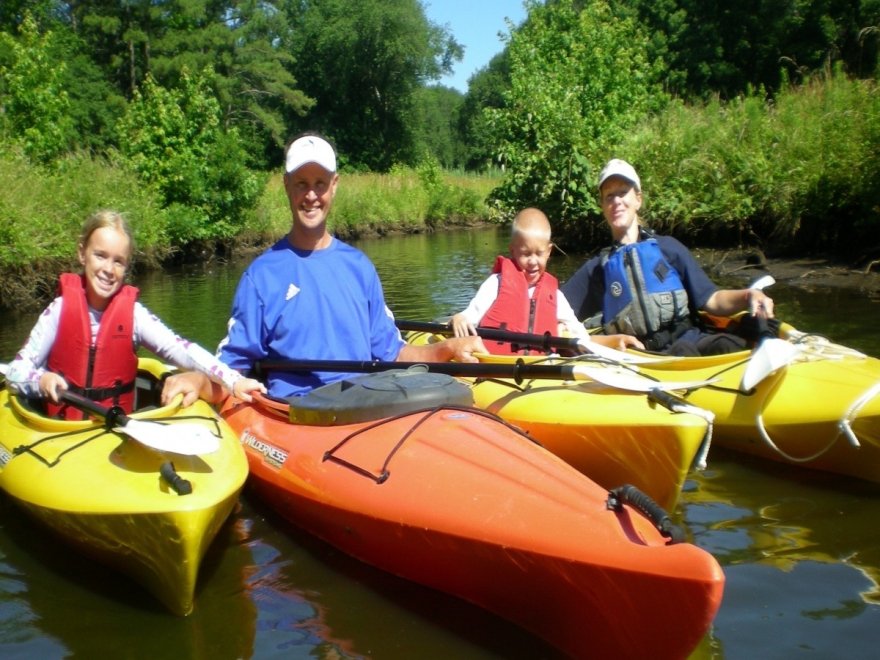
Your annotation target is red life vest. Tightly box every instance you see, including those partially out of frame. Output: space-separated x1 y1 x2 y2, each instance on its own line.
478 255 558 355
45 273 139 419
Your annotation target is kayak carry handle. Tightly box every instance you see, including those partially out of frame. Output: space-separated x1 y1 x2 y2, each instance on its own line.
607 484 685 544
160 461 192 495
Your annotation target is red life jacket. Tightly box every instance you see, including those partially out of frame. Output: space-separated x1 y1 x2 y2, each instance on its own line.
478 255 558 355
45 273 139 419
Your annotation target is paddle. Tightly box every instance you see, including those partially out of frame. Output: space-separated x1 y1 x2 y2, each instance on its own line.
395 320 674 365
740 321 803 391
739 275 804 390
57 390 221 456
255 358 719 393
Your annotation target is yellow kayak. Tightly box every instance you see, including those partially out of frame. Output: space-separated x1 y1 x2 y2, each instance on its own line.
0 358 248 615
629 323 880 482
405 330 713 511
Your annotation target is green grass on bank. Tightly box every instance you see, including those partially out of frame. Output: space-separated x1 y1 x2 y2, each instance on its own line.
242 165 503 242
619 71 880 255
0 150 502 308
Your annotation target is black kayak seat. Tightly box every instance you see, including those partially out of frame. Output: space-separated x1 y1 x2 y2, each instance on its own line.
287 368 474 426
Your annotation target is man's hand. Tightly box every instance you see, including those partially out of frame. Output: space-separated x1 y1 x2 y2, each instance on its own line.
445 335 488 363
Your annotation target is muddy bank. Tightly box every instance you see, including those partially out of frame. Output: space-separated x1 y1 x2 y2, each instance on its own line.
691 248 880 296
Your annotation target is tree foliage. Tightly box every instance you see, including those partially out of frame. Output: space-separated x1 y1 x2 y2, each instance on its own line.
412 85 465 168
286 0 462 170
457 50 512 171
0 13 72 164
626 0 880 99
485 0 667 245
115 68 263 246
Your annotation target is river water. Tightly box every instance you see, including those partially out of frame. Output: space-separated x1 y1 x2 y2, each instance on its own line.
1 227 879 659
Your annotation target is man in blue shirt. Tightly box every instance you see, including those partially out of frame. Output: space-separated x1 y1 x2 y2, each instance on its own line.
165 134 486 400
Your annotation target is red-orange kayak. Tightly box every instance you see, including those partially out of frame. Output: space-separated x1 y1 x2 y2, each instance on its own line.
220 371 724 658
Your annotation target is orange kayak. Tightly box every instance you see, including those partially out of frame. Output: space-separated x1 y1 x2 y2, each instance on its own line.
403 328 713 511
219 370 724 658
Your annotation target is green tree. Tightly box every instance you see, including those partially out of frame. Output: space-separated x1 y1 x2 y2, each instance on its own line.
487 0 667 246
115 68 263 247
287 0 463 170
457 50 512 171
217 1 313 167
412 85 464 168
0 12 73 164
627 0 880 99
65 1 310 164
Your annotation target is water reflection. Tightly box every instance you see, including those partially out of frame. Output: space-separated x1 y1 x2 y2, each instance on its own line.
683 450 880 657
0 500 258 658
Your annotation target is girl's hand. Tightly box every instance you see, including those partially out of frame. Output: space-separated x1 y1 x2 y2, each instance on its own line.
232 377 267 403
39 372 68 402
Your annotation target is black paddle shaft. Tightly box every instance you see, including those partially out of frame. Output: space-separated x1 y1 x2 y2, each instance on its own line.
395 320 583 353
256 358 579 385
60 390 130 429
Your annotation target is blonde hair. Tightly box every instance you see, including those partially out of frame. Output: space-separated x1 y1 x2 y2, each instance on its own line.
79 210 135 257
511 207 552 242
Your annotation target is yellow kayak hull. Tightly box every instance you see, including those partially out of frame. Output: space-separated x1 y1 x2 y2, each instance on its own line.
632 328 880 482
0 358 249 615
406 331 711 510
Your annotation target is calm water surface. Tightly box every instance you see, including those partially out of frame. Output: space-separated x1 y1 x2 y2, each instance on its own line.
1 227 879 659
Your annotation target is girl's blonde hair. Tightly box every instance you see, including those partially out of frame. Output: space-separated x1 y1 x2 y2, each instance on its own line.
79 210 135 257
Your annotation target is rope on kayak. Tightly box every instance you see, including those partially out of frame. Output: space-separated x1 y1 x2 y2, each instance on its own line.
751 372 870 463
606 484 685 544
322 404 538 484
10 413 222 468
12 427 105 467
647 389 716 470
839 380 880 447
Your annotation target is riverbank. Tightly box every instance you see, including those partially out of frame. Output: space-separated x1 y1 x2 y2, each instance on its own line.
693 247 880 295
2 223 878 313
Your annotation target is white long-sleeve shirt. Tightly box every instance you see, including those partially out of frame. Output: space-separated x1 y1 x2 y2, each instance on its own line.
458 273 591 340
6 297 243 398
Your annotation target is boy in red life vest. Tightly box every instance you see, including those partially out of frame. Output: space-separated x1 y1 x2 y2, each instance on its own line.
6 210 265 419
450 208 644 355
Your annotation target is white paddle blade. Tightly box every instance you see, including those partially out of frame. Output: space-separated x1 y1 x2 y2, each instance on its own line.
576 340 681 365
740 339 803 391
116 419 220 455
750 274 776 291
574 365 719 392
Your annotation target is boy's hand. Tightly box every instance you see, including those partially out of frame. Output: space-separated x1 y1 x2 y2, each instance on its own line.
450 313 477 338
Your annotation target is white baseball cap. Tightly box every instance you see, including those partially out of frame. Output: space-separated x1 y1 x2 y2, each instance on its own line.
597 158 641 191
285 135 337 174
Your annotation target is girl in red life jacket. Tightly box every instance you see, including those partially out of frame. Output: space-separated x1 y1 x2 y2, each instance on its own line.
449 208 644 355
6 210 264 419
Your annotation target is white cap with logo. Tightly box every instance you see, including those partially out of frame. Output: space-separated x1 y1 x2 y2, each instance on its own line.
597 159 641 191
285 135 337 174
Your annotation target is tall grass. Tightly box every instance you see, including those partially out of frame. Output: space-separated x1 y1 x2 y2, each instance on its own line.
0 146 173 307
619 69 880 257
